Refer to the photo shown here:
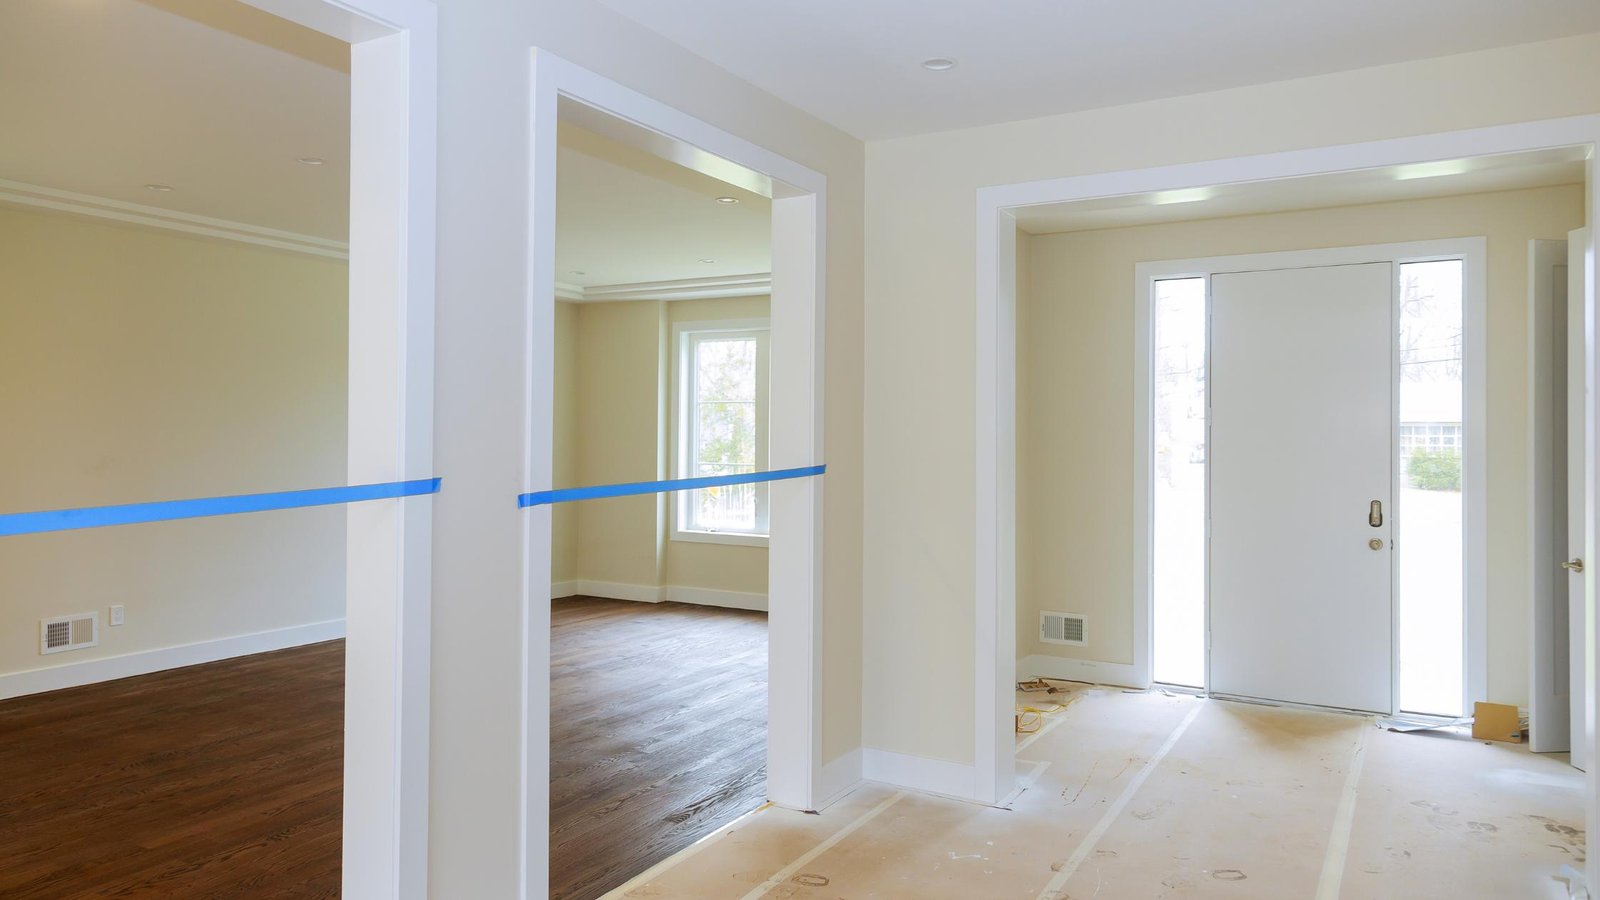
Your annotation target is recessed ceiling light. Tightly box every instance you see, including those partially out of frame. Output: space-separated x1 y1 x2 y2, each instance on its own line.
715 196 739 204
921 57 957 71
699 258 717 264
144 183 174 192
569 270 585 276
296 156 326 166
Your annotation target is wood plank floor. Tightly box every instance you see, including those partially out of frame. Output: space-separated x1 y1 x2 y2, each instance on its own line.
0 640 344 899
550 596 768 900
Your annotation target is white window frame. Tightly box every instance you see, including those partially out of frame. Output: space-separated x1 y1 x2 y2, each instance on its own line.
671 318 771 546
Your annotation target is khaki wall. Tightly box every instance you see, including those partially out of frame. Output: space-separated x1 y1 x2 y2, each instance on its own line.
864 33 1600 766
552 300 579 584
552 296 770 598
1018 184 1586 708
0 205 346 679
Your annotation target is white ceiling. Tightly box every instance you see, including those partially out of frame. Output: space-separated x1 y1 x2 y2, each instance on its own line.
1012 148 1589 235
0 0 349 240
596 0 1600 140
556 123 771 292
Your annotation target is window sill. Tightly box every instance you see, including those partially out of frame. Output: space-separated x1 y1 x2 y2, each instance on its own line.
671 529 769 548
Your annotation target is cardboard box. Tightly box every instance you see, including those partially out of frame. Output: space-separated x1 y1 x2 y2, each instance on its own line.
1471 702 1522 743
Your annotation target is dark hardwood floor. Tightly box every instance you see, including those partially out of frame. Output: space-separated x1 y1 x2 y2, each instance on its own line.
0 600 762 900
550 596 768 900
0 640 344 899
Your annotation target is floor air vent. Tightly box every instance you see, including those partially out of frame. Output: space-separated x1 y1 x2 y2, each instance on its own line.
1040 611 1087 646
41 613 98 655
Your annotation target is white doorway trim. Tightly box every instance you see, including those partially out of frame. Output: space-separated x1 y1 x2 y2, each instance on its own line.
976 116 1600 837
524 50 828 898
1133 239 1488 715
238 1 437 897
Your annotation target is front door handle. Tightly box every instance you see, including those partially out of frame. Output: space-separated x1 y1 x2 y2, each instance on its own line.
1564 558 1585 574
1369 500 1383 528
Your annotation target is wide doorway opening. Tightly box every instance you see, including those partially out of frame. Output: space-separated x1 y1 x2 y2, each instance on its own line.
0 0 435 895
545 116 774 899
525 57 828 897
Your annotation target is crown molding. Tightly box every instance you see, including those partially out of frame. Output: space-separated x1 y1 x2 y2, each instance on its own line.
0 178 349 260
555 272 771 303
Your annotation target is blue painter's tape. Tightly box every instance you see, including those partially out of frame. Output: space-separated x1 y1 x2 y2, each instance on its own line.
0 478 441 537
518 465 825 508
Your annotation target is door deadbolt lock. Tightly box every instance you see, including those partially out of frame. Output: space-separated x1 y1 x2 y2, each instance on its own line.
1369 538 1385 551
1369 500 1383 528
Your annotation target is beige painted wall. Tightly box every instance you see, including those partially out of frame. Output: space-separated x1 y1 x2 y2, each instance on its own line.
1018 184 1585 709
0 205 346 679
552 300 579 584
552 296 770 597
864 34 1600 766
570 300 666 587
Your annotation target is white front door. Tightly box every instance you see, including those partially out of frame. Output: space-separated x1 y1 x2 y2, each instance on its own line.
1209 263 1395 713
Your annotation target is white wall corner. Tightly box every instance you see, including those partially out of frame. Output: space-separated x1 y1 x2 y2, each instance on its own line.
0 619 346 701
1020 653 1143 690
861 748 978 802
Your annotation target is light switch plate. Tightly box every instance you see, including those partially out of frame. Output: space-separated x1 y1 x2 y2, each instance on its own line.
110 605 125 627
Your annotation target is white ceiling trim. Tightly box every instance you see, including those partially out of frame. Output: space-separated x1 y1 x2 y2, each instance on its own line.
556 272 772 302
0 178 349 260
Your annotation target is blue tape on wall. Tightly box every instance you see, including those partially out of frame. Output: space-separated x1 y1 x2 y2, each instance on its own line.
518 465 825 508
0 478 441 537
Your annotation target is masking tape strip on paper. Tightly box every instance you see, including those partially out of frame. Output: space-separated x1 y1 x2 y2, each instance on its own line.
0 478 442 537
517 465 825 508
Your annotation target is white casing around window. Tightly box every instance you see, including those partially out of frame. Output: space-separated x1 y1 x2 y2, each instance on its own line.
670 318 771 545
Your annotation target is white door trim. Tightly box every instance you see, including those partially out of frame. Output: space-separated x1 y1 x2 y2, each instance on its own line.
1133 238 1488 716
976 115 1600 821
525 50 829 898
238 1 437 897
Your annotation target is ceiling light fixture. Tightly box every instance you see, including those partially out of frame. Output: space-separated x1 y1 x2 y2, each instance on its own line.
921 57 957 71
699 258 717 264
296 156 326 166
715 196 739 204
144 183 174 192
569 270 585 276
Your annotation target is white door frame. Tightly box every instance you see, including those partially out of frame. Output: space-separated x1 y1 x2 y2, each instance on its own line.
239 1 437 897
523 50 828 897
1134 239 1488 715
975 116 1600 854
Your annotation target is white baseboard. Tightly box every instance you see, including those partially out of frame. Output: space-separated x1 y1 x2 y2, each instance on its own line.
554 580 767 611
816 747 864 810
560 580 665 603
861 748 977 801
1020 653 1143 689
0 618 346 701
664 585 767 612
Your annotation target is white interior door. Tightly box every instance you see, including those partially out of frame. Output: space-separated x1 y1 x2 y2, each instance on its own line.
1530 238 1571 753
1210 263 1395 713
1569 227 1589 772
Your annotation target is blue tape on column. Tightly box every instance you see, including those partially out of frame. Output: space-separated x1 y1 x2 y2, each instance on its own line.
518 465 825 508
0 478 441 537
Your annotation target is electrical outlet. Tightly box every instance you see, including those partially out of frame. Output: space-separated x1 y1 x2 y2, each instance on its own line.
109 605 125 627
